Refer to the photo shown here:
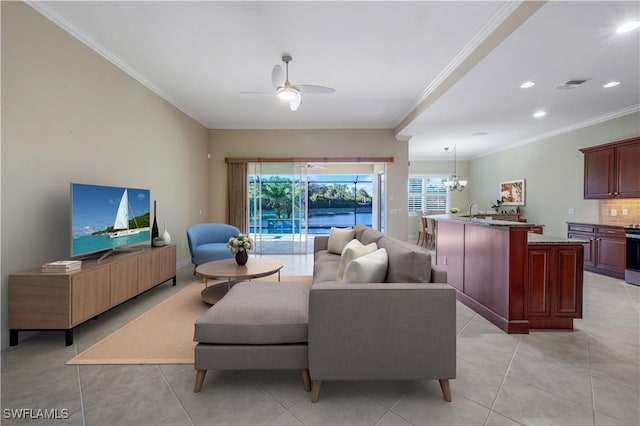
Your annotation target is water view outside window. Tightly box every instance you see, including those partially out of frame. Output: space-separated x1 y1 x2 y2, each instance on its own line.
249 174 373 235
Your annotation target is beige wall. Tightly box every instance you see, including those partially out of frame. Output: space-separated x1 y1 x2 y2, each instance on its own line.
208 129 409 239
1 2 209 349
469 112 640 237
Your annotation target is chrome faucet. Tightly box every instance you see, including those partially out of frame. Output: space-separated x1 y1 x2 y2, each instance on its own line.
468 203 478 219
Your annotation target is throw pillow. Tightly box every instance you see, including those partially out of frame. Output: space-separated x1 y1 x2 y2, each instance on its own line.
340 238 363 255
342 248 388 284
327 227 356 254
336 241 378 282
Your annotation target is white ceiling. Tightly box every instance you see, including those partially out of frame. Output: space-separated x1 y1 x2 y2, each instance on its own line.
31 1 640 160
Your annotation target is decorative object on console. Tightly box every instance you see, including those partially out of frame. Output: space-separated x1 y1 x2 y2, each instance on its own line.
443 145 467 192
500 179 525 205
41 260 81 273
152 236 165 247
151 200 159 241
226 233 253 265
162 222 172 245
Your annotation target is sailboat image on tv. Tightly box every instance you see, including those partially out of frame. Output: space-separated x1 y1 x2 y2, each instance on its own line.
109 189 141 238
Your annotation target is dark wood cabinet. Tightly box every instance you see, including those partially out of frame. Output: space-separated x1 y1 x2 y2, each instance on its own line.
595 227 627 276
436 219 584 334
581 137 640 199
526 246 583 329
567 223 625 278
616 142 640 198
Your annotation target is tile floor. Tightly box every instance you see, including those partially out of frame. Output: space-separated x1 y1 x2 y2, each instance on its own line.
1 254 639 426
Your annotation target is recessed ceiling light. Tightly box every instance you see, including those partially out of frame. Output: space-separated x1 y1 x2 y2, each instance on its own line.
472 132 489 136
520 81 535 89
603 81 621 88
533 110 546 118
616 21 640 33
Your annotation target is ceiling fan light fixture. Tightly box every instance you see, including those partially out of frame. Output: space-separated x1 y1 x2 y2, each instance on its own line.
616 21 640 33
277 86 299 101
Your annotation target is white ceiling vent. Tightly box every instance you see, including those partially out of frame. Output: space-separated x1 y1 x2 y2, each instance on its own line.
555 79 590 90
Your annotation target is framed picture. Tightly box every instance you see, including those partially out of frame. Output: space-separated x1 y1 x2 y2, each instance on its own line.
499 179 525 205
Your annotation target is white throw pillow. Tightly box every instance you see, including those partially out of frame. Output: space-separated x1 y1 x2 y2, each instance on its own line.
337 242 378 282
341 237 363 254
327 227 356 254
343 248 388 284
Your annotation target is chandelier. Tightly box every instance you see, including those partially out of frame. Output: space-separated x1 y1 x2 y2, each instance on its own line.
443 145 468 192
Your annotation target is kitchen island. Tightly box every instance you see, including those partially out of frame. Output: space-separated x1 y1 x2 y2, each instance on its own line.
432 215 584 334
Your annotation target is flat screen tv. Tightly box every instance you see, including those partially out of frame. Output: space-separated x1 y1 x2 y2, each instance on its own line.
71 183 151 260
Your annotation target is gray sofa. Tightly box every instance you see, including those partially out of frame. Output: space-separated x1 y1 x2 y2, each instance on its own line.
194 225 456 404
309 225 456 402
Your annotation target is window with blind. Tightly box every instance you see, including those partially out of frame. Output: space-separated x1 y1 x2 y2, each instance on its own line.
408 176 448 214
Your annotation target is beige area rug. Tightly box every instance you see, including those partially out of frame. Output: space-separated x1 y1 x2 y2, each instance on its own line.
66 275 313 365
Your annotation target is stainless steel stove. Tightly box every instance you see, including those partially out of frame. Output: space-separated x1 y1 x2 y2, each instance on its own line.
625 224 640 285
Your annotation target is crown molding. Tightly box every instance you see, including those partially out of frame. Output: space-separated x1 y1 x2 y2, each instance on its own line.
393 1 546 135
472 105 640 160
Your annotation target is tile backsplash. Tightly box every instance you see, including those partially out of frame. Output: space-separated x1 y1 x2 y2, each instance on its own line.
599 199 640 224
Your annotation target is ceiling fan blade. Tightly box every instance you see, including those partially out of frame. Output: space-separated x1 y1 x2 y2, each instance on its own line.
290 93 301 111
272 65 284 88
296 84 335 94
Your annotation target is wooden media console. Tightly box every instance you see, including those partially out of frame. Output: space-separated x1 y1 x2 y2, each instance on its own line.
9 244 176 346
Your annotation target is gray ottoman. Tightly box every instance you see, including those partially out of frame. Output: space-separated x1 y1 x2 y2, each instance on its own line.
193 280 311 393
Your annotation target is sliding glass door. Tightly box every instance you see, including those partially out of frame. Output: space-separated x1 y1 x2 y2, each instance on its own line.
248 161 386 254
249 163 308 254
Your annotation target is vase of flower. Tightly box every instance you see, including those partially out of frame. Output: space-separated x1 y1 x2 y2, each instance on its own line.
227 233 254 266
235 250 248 266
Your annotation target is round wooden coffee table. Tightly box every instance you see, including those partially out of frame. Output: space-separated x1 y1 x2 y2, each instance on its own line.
195 257 284 304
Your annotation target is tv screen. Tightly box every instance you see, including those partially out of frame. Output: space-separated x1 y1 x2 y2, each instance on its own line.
71 183 151 258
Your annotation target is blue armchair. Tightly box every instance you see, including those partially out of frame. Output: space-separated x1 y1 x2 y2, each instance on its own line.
186 223 241 273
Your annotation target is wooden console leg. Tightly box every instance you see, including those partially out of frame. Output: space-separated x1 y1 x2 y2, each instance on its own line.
301 369 311 392
194 370 207 393
439 379 452 402
311 380 322 403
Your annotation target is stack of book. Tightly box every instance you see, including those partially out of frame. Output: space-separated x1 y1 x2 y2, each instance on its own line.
41 260 82 273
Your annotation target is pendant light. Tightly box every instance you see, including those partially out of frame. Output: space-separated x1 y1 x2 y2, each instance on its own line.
443 145 467 192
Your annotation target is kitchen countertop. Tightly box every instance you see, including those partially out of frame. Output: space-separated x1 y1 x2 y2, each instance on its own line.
528 233 584 245
427 213 531 227
567 221 630 228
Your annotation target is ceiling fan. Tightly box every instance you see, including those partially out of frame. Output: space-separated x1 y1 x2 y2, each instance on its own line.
242 54 335 111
